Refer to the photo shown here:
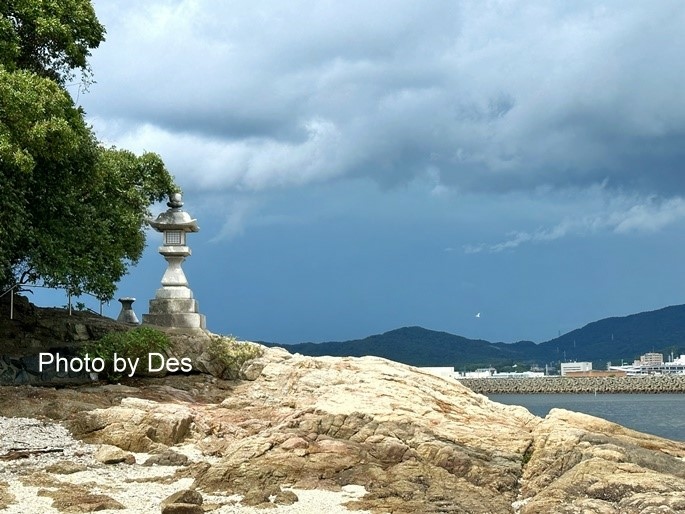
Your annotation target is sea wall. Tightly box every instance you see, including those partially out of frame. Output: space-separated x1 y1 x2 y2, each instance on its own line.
458 375 685 394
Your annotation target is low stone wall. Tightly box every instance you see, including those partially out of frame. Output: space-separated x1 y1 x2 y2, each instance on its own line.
0 295 131 386
0 352 96 385
458 375 685 394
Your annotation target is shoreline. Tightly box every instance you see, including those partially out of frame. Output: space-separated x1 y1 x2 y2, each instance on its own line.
458 374 685 394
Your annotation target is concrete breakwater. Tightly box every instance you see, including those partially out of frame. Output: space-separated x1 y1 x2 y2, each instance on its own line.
458 375 685 394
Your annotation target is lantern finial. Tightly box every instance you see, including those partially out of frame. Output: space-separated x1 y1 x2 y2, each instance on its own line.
167 192 183 209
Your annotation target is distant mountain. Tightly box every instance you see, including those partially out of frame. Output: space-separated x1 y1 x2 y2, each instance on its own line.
266 304 685 368
538 304 685 363
267 326 536 367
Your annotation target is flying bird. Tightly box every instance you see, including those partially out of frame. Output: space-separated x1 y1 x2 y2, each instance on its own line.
475 312 481 318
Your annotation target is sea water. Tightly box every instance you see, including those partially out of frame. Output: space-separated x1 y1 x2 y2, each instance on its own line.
488 393 685 442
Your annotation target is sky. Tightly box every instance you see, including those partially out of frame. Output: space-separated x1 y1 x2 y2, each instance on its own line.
37 0 685 344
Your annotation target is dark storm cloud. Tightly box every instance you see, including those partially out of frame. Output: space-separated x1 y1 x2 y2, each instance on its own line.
86 0 685 195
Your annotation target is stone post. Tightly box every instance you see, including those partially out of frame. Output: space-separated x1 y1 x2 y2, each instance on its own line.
117 297 139 324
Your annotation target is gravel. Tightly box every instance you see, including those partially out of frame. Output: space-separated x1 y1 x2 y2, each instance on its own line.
0 416 371 513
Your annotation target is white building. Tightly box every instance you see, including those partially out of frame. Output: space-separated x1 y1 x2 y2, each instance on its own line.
457 367 497 378
560 361 592 376
639 352 664 366
419 367 456 380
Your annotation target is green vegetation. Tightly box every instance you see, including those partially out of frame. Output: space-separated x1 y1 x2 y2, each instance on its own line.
209 335 263 380
80 326 170 381
0 1 177 300
0 0 105 84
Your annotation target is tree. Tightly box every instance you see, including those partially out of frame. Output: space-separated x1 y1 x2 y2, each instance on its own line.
0 1 177 300
0 0 105 84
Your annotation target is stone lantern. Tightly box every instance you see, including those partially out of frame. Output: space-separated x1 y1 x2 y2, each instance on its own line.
142 193 206 329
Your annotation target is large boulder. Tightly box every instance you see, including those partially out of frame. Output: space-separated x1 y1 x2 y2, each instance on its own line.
70 397 194 452
518 409 685 514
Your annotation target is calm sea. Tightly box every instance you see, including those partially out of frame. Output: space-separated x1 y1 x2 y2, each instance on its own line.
488 393 685 442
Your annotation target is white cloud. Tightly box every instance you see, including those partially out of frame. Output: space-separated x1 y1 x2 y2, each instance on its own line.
465 194 685 253
101 119 346 191
612 197 685 233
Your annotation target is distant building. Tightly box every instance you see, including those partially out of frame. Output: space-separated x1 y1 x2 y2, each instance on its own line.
608 353 685 375
560 361 592 376
673 355 685 365
456 367 497 379
419 367 455 380
639 352 664 366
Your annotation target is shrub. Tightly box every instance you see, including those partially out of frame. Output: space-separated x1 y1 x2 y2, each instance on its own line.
208 335 263 380
80 326 170 381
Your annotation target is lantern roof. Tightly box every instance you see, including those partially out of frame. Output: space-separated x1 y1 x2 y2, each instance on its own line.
148 193 199 233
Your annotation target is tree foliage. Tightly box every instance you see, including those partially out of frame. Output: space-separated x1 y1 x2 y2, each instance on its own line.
0 0 105 84
0 1 177 300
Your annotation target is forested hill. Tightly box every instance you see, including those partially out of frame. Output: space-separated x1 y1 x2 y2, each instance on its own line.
538 304 685 362
266 326 536 367
265 304 685 367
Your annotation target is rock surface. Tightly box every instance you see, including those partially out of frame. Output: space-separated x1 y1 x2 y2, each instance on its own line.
190 349 537 513
0 343 684 513
71 397 194 452
94 444 136 465
160 489 203 514
519 409 685 513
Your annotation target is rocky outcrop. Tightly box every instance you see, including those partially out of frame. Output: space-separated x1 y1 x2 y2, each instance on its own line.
518 409 685 513
143 448 189 467
160 329 263 380
189 349 537 512
0 295 130 354
1 344 685 512
38 487 126 512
